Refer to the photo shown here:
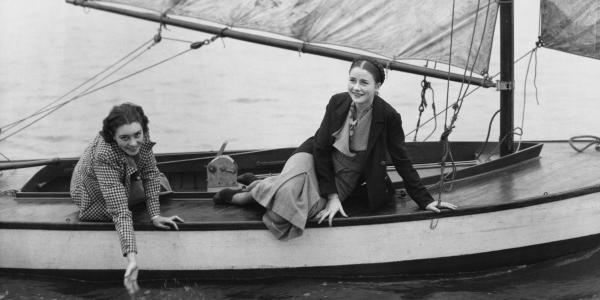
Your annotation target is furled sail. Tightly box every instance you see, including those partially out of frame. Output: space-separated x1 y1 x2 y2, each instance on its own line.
540 0 600 60
99 0 498 75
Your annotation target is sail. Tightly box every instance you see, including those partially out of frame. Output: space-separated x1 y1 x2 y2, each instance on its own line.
540 0 600 60
99 0 498 75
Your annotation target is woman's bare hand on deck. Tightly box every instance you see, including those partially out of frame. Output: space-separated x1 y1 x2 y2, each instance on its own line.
315 198 347 227
426 201 457 213
152 215 184 230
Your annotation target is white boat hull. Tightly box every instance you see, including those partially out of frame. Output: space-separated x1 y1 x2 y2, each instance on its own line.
2 191 599 279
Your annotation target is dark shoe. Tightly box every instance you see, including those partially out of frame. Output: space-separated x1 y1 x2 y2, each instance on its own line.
237 173 259 186
212 188 244 204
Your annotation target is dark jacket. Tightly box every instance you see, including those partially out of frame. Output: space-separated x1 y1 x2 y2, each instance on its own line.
296 92 434 211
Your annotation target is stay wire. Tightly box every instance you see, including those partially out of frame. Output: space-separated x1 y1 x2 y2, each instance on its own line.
443 0 457 129
0 38 154 133
405 47 537 139
437 0 458 206
0 46 195 143
0 152 11 162
516 48 538 152
437 0 486 203
0 43 155 142
449 0 491 126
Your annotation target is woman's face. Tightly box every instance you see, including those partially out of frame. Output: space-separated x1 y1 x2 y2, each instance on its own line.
348 67 380 105
113 122 144 156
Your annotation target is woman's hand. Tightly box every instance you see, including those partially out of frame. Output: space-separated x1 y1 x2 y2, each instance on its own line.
152 215 184 230
426 201 457 213
124 252 139 295
315 197 348 227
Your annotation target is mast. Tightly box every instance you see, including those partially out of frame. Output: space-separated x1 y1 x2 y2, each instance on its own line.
66 0 495 88
499 1 514 156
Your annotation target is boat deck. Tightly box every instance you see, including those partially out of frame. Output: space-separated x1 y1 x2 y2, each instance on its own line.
1 141 599 230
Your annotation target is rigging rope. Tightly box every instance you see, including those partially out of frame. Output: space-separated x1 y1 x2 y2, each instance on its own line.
484 128 522 162
437 0 489 205
0 38 154 133
405 46 539 140
475 109 500 160
0 152 11 162
0 40 158 143
0 41 156 143
516 45 541 152
437 0 458 205
413 76 437 142
0 32 225 144
0 22 172 136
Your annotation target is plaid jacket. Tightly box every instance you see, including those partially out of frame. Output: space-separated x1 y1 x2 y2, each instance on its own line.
70 132 161 256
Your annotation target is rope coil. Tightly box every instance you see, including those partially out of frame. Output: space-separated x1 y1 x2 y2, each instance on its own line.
569 136 600 152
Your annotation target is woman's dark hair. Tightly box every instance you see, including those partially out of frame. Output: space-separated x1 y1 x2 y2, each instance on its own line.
100 103 149 143
349 56 386 85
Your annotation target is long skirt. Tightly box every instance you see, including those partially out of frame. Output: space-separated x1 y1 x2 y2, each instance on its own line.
251 151 364 240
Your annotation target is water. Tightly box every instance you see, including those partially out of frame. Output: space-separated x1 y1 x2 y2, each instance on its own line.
1 0 600 299
1 246 600 299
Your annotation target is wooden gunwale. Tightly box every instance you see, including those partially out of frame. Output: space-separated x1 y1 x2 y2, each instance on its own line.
4 181 598 232
15 142 542 198
0 158 61 171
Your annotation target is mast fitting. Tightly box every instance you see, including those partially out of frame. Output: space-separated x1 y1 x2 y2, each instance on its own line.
495 80 514 91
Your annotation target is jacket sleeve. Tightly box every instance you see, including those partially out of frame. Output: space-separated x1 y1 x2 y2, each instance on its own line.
139 147 161 219
386 111 435 210
313 96 338 197
93 156 137 256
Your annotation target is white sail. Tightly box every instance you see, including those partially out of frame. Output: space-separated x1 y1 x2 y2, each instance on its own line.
99 0 499 75
541 0 600 60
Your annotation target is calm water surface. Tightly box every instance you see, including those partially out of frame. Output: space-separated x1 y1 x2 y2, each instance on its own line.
1 246 600 299
1 0 600 299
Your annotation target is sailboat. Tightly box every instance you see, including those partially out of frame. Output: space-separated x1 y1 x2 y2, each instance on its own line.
1 0 599 281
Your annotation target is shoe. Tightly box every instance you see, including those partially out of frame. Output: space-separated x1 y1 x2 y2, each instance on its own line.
212 188 244 204
237 173 259 186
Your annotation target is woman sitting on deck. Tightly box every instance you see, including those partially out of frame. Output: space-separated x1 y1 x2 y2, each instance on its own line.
70 103 183 293
213 56 456 240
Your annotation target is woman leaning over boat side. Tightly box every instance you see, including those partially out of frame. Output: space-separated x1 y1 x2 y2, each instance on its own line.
70 103 183 294
214 56 456 240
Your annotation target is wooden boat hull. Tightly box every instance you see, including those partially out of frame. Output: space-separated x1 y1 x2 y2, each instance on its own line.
2 185 599 280
2 141 600 280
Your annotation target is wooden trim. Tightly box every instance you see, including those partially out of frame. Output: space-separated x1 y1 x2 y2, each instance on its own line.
0 158 61 171
4 183 600 231
16 142 542 197
398 142 542 187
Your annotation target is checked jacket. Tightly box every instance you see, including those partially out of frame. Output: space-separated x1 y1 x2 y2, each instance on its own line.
70 132 161 256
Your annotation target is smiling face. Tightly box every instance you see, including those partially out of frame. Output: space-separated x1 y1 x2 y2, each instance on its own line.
113 122 144 156
348 67 381 106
